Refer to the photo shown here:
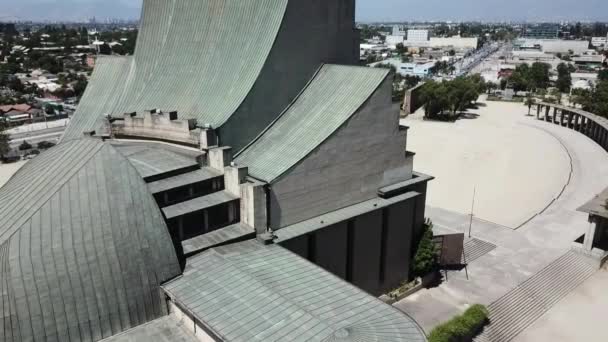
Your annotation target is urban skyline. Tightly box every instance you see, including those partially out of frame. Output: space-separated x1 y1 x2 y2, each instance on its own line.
0 0 608 22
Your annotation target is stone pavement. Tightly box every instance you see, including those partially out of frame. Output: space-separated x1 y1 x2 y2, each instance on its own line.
395 113 608 338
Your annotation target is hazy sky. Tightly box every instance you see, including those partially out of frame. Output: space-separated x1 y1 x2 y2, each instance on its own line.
0 0 607 22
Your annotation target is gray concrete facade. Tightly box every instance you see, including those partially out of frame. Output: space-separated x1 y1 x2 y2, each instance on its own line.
280 198 418 295
269 77 411 228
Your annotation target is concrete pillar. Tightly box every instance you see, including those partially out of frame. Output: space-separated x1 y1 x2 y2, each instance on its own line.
203 210 209 233
583 218 599 252
553 107 558 124
228 202 236 223
178 217 184 241
574 114 581 131
594 121 601 143
208 146 232 172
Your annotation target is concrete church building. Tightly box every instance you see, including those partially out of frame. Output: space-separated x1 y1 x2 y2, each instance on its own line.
1 1 432 341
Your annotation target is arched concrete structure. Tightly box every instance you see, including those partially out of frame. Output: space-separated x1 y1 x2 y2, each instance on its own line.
536 102 608 267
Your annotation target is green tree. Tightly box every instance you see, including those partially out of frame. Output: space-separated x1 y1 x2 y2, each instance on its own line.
556 63 572 93
413 223 437 276
529 62 551 91
598 69 608 83
0 120 10 158
395 43 407 55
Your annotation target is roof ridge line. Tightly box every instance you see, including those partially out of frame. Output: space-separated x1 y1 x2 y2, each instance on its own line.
234 63 326 159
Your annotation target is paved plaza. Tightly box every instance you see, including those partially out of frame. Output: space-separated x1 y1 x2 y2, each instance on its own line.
397 98 608 340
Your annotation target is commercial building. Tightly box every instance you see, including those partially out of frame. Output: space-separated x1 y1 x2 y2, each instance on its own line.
591 35 608 48
523 23 560 39
515 38 589 55
430 36 478 49
407 29 430 44
0 1 431 341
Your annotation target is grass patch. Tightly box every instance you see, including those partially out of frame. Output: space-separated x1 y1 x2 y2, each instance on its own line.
428 304 489 342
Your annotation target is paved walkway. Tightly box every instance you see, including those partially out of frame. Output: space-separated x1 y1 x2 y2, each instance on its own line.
395 101 608 339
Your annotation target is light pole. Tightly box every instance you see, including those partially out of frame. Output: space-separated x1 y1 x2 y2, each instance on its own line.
468 186 476 238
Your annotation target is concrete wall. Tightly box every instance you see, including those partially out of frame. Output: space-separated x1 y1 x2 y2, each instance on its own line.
382 201 414 292
280 196 418 295
350 211 383 293
269 77 411 228
168 301 218 342
403 82 426 115
314 222 349 279
220 0 358 152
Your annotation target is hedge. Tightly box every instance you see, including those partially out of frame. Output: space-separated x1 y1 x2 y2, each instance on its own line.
428 304 489 342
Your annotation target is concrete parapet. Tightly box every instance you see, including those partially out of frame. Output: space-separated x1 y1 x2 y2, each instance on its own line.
208 146 232 171
224 165 249 197
111 110 202 146
240 179 267 234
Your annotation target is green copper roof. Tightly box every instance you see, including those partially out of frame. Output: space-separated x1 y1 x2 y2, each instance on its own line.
234 65 389 182
163 240 426 342
64 0 288 141
63 56 132 141
0 139 180 341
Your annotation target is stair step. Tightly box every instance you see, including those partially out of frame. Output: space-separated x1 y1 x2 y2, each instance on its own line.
474 251 596 342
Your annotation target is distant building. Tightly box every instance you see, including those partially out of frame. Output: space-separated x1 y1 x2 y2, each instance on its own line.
572 55 605 67
371 58 437 77
516 38 589 55
430 36 478 49
523 23 559 39
392 25 406 36
386 35 405 48
591 35 608 48
407 29 429 43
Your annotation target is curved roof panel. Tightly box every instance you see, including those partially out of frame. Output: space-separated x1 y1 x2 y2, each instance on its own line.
163 240 426 342
0 139 181 341
64 0 288 140
63 56 133 141
234 65 389 182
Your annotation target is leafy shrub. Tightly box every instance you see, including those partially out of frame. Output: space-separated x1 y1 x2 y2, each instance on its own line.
428 304 489 342
412 221 438 277
37 141 56 149
19 140 32 151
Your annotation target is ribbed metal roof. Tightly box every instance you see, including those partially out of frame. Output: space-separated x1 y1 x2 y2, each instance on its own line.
234 65 389 182
111 143 200 181
181 222 255 256
63 56 133 141
163 240 426 342
64 0 288 140
0 139 181 341
100 316 198 342
148 167 222 194
162 191 238 220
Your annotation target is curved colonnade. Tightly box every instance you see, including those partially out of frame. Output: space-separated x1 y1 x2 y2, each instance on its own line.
536 102 608 267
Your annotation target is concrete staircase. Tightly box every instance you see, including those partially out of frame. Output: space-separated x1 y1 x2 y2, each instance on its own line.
462 238 497 264
474 251 596 342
